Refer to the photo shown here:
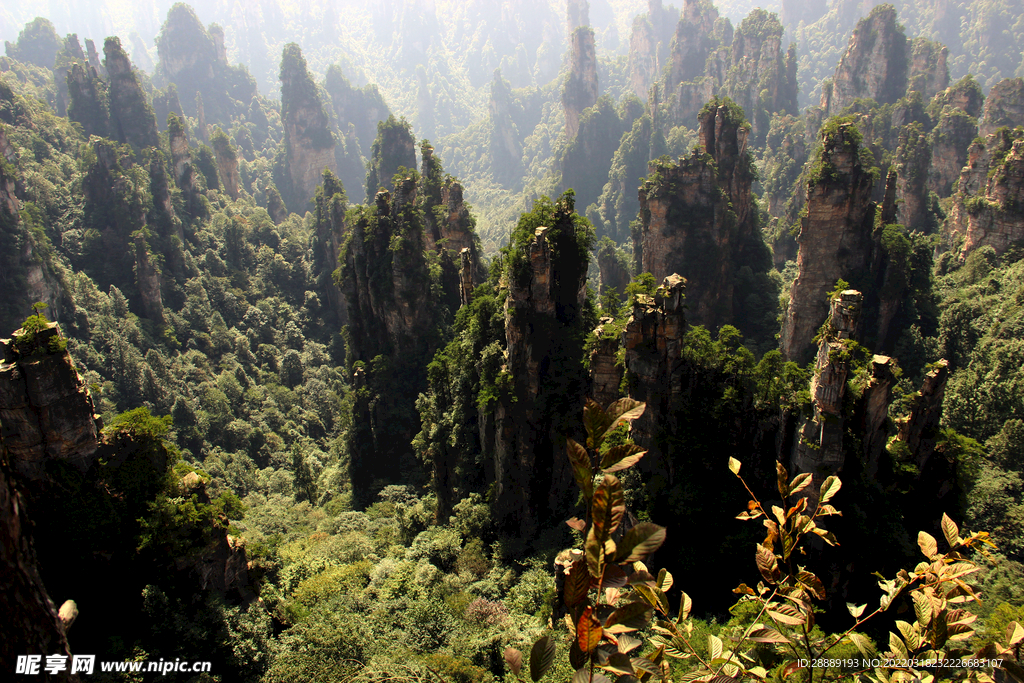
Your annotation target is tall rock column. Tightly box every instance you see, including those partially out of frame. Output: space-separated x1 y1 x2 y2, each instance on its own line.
821 5 908 117
562 26 598 139
104 37 159 151
277 43 337 213
781 121 877 363
492 196 591 536
635 99 771 338
948 132 1024 258
790 290 862 506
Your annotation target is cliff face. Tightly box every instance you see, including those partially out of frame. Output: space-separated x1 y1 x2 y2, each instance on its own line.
492 197 590 535
278 44 337 214
896 359 949 472
893 123 931 231
562 26 598 139
979 78 1024 137
488 72 524 187
0 323 102 480
666 0 721 90
66 62 109 140
635 101 770 335
311 171 349 331
781 122 877 363
821 5 908 117
724 10 798 140
949 131 1024 258
211 130 240 199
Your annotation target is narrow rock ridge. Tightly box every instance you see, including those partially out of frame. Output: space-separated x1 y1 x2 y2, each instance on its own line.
0 323 102 480
907 37 949 101
781 122 877 363
859 354 896 479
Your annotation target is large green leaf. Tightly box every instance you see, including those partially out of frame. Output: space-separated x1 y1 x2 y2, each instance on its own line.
614 522 666 563
591 474 625 542
566 437 593 500
600 443 647 472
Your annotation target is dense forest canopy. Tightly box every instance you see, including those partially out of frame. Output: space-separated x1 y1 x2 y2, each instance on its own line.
3 0 1024 681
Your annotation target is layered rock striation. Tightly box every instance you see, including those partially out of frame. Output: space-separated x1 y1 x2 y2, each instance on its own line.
979 78 1024 137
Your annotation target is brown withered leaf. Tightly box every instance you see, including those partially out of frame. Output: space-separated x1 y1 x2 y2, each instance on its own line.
567 438 594 500
565 557 592 608
503 648 523 677
756 544 780 583
601 443 647 472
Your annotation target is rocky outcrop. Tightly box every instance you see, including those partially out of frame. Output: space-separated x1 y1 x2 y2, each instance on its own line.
154 4 255 126
895 359 949 472
0 323 102 480
907 37 949 101
0 456 76 682
211 129 240 199
311 170 349 330
104 37 159 151
459 248 474 306
133 237 165 324
781 122 877 363
821 5 908 117
626 0 679 99
621 275 687 452
597 242 630 295
666 0 721 91
948 131 1024 258
174 473 252 598
790 291 863 504
980 78 1024 137
492 197 590 535
85 38 106 79
635 100 770 335
567 0 590 33
278 44 337 213
562 27 598 139
364 115 416 203
66 62 109 140
323 65 391 169
489 71 524 187
930 75 984 119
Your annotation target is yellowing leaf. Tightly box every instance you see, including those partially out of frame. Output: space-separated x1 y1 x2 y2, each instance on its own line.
819 475 841 503
577 607 603 653
728 457 742 475
941 513 961 548
917 531 939 559
846 602 867 619
1007 621 1024 647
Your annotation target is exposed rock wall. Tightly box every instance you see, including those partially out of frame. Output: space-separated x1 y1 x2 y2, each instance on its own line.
928 107 979 196
364 116 416 203
821 5 908 117
0 323 102 480
488 72 524 186
724 10 798 140
562 27 598 139
589 319 623 409
949 132 1024 258
133 236 165 324
860 354 895 479
312 171 349 329
980 78 1024 137
790 291 862 505
894 123 931 231
781 122 877 362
